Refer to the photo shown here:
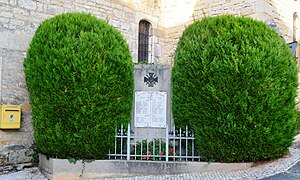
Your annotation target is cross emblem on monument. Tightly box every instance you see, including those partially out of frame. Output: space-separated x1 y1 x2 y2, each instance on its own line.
144 73 158 87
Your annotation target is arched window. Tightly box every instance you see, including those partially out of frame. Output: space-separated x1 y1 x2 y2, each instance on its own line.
138 20 151 63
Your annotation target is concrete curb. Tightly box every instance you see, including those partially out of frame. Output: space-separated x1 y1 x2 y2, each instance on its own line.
38 134 300 180
2 134 299 180
0 139 300 180
39 154 253 180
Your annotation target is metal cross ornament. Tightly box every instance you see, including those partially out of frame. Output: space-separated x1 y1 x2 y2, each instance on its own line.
144 73 158 87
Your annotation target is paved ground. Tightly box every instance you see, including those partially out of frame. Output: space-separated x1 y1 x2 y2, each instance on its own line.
1 135 300 180
263 161 300 180
0 167 47 180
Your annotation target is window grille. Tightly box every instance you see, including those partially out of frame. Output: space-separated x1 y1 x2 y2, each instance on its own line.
138 20 151 63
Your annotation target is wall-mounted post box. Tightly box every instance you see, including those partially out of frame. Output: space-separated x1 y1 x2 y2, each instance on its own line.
0 105 21 129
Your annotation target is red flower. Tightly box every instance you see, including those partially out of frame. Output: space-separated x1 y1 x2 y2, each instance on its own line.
142 156 147 160
147 150 152 155
159 151 165 155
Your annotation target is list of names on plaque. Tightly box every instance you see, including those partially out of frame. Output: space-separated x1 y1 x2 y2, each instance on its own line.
134 91 167 128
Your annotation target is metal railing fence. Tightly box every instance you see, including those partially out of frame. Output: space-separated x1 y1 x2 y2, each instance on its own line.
108 124 200 161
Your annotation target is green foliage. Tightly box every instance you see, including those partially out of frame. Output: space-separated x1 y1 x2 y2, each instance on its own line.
24 13 133 159
296 110 300 130
172 15 298 162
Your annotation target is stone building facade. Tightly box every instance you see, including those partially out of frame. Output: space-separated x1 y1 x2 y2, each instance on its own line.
0 0 299 169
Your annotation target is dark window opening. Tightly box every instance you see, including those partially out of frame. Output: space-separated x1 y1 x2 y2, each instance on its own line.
138 20 151 63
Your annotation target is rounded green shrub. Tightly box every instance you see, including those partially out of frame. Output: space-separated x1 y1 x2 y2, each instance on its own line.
24 13 133 159
172 15 298 162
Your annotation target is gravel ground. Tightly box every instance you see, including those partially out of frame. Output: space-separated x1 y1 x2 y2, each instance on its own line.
1 135 300 180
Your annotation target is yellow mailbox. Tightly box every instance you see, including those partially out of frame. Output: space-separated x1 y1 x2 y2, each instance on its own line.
0 105 21 129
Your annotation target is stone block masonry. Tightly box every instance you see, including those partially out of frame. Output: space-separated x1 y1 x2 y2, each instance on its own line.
0 0 300 170
39 154 253 179
0 0 166 170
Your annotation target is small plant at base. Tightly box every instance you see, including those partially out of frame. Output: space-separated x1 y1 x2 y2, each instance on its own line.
132 139 176 160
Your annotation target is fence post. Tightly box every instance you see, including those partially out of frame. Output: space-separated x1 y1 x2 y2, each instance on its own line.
166 125 169 162
127 123 131 160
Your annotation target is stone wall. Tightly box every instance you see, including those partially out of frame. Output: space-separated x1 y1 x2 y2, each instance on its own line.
0 0 165 170
161 0 300 65
0 0 300 169
161 0 259 65
161 0 300 109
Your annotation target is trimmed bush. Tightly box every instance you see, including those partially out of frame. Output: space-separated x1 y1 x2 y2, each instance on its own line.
24 13 133 159
172 15 298 162
296 110 300 131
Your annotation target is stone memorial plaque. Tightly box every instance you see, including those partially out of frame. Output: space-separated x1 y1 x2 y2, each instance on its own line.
134 91 167 128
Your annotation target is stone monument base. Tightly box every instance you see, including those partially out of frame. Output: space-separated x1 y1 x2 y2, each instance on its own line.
39 154 252 180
